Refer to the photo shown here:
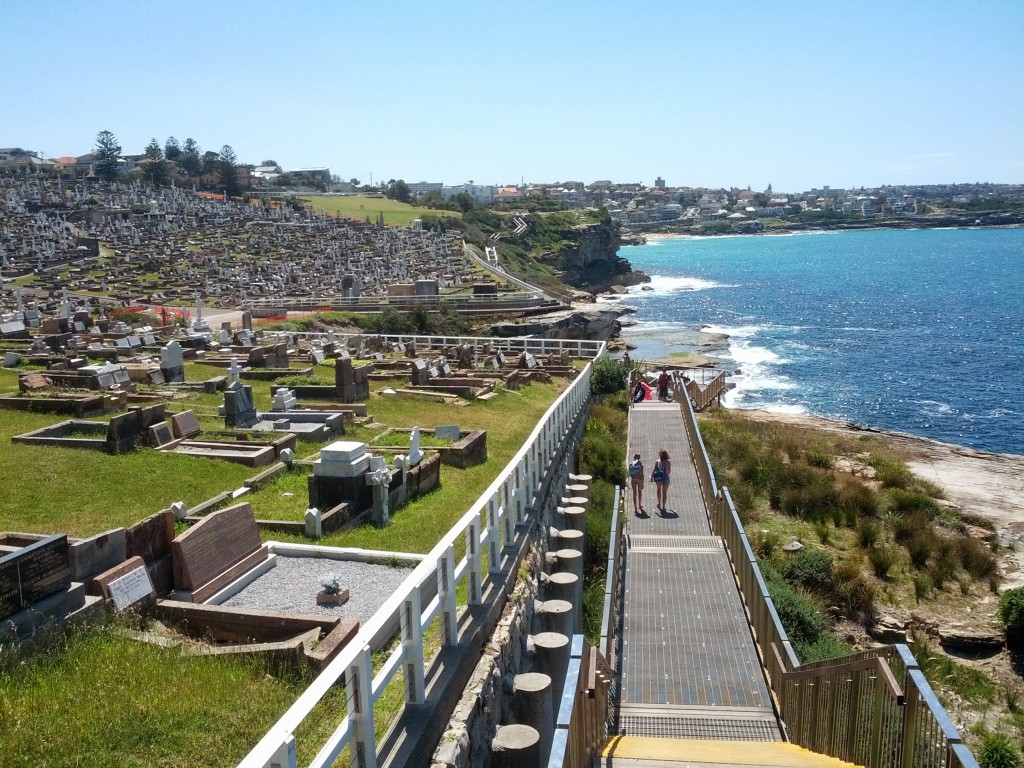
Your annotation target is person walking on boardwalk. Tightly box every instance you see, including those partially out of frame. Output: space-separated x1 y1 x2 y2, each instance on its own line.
657 370 670 402
628 452 645 515
651 449 671 512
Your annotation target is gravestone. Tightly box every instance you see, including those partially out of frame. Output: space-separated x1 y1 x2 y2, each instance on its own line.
0 535 71 621
272 388 297 411
365 456 391 526
170 502 266 601
409 427 424 466
148 421 175 448
106 411 144 453
170 410 202 439
519 352 538 369
314 441 370 477
93 556 156 611
69 528 126 582
161 341 185 383
224 385 258 428
435 425 461 441
411 359 430 386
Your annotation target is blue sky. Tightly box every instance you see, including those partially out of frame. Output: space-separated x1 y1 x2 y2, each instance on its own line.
3 0 1022 192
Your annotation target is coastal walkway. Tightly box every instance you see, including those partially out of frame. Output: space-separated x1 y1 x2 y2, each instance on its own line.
603 401 858 767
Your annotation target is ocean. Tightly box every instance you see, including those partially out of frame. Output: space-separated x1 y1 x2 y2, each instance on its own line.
615 228 1024 456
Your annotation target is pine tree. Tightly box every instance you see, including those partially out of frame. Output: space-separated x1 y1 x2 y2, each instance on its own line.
164 137 181 161
217 145 241 197
93 130 121 181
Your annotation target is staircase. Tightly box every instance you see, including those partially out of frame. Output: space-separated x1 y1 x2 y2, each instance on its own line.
599 736 862 767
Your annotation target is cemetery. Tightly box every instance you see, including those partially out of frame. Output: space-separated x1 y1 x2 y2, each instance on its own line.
0 174 608 767
0 176 540 314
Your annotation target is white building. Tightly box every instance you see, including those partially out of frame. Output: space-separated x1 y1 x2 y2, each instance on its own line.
442 183 497 204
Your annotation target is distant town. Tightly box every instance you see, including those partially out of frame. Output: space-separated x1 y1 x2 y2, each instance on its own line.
3 140 1023 235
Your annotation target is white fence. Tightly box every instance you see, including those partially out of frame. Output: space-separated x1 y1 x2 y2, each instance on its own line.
264 331 605 360
238 341 604 768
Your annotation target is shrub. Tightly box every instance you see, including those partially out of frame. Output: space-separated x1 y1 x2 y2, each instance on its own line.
998 587 1024 644
913 573 933 603
832 559 877 622
591 356 629 395
868 454 916 489
814 521 832 544
957 536 998 580
868 545 899 580
752 529 783 561
892 511 932 546
857 519 880 548
805 448 833 469
840 479 880 519
779 548 834 594
929 539 959 587
906 531 936 569
978 731 1024 768
799 633 853 663
768 581 829 654
887 488 939 516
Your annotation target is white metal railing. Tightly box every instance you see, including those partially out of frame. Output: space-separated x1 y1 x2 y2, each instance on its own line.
263 331 604 359
238 341 605 768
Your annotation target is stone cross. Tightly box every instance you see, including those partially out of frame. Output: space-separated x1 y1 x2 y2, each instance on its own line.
365 456 391 526
228 358 241 388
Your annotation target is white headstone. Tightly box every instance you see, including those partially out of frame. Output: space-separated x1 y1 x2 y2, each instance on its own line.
408 427 423 466
170 501 188 521
107 566 155 611
228 358 241 387
304 508 322 538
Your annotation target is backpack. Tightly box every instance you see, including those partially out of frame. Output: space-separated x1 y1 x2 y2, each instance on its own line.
651 462 666 482
628 459 643 478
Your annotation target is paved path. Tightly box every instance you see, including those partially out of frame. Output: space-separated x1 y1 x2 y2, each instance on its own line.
619 403 779 742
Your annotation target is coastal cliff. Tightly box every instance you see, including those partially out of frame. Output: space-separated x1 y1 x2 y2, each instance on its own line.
526 217 649 293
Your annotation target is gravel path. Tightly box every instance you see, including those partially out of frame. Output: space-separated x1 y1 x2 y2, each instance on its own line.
221 556 414 623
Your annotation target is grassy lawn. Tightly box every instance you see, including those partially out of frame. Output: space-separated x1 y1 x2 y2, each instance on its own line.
0 624 345 768
0 361 568 766
301 195 460 227
252 379 565 553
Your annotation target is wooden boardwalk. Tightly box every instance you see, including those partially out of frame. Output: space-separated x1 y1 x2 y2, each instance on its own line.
619 402 780 742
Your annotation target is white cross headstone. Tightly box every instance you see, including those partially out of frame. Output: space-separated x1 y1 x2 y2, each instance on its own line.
408 427 423 467
228 358 241 388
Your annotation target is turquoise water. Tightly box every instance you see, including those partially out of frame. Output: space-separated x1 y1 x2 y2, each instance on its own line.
617 228 1024 455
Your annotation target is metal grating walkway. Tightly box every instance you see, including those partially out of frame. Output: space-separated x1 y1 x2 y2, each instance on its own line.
618 402 780 741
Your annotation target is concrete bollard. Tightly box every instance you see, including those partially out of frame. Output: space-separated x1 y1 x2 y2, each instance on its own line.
555 548 584 584
562 495 590 511
537 599 573 637
492 724 540 768
532 632 570 696
565 482 590 500
557 528 584 552
561 506 586 532
513 672 554 763
544 571 580 632
569 473 592 485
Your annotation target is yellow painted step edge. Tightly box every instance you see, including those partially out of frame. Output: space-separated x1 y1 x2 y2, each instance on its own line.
602 736 862 767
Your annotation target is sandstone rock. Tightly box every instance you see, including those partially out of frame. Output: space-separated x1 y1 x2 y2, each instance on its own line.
869 615 908 644
938 626 1004 650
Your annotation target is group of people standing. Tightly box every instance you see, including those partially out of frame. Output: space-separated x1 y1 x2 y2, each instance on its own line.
631 370 673 404
628 449 671 515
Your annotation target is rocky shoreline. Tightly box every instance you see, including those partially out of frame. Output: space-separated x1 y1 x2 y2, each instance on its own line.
628 218 1024 241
